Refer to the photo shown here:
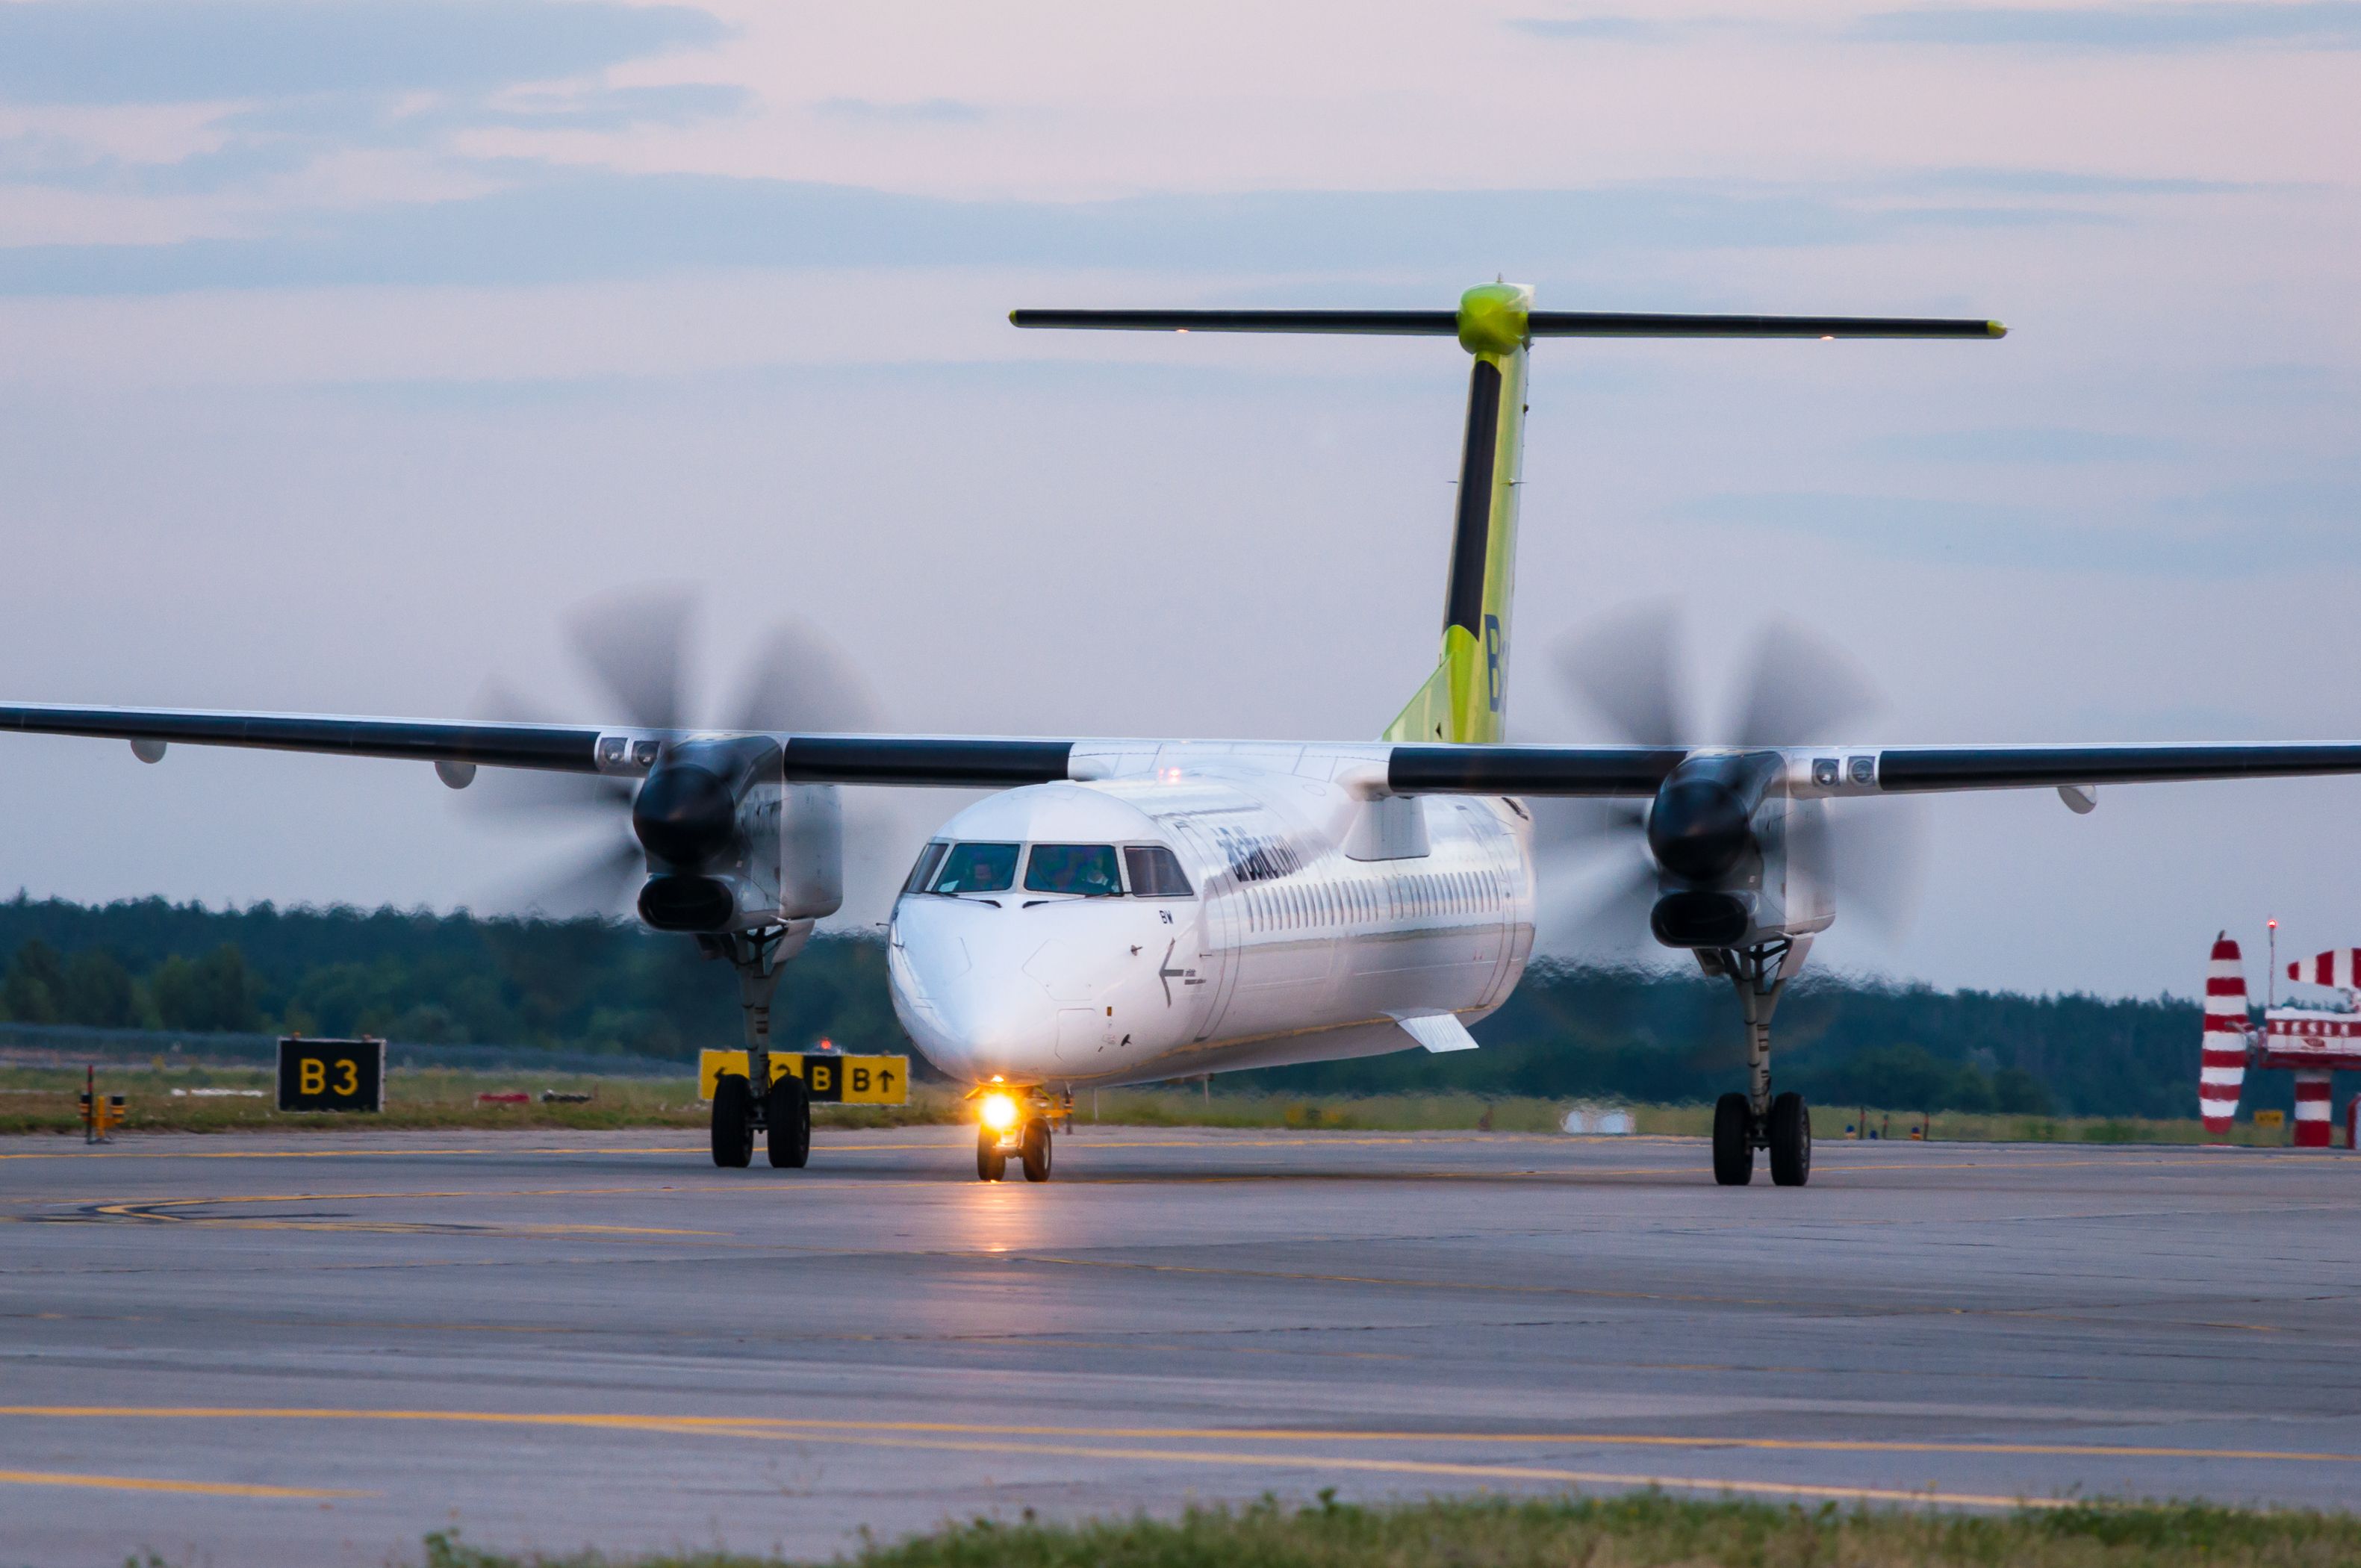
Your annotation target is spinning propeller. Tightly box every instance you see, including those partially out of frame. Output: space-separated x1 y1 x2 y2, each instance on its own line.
465 588 877 920
1532 603 1923 952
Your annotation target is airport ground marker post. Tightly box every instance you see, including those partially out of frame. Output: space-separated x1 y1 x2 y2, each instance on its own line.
77 1065 123 1144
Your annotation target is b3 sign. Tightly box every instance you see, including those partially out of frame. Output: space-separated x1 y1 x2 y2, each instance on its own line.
276 1036 386 1113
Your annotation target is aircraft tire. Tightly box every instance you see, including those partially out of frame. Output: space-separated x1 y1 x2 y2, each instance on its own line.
976 1126 1006 1182
1711 1092 1753 1186
1768 1091 1811 1187
1020 1119 1053 1183
766 1076 811 1169
711 1074 754 1169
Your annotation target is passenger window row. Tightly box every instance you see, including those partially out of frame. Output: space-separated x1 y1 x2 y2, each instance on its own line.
1239 865 1510 935
1387 868 1505 922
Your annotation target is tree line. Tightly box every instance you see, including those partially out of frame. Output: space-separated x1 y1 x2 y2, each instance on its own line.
0 894 2246 1116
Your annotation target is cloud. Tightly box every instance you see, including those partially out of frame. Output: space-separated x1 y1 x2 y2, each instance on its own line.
1849 1 2361 52
814 97 987 125
1514 4 2361 52
218 80 750 140
479 82 751 131
1505 16 1680 41
1864 426 2180 463
2 83 750 197
1683 479 2361 576
1909 167 2253 197
0 174 2120 296
0 0 728 106
0 119 340 195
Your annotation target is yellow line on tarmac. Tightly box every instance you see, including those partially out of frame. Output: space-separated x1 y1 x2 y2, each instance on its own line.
7 1406 2356 1468
98 1187 717 1208
1018 1253 1782 1307
83 1190 719 1236
0 1145 728 1161
0 1410 2047 1511
0 1467 369 1499
176 1214 710 1230
798 1431 2064 1511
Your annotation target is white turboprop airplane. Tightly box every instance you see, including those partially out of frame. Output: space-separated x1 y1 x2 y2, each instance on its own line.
10 283 2361 1188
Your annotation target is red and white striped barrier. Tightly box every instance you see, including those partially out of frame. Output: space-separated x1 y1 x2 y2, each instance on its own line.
2294 1068 2334 1148
2200 933 2250 1137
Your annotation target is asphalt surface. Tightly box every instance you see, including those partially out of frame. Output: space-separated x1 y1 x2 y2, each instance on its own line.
4 1124 2360 1566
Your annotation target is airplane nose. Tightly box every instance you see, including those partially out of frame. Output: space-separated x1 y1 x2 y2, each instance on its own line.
889 913 1061 1080
933 971 1046 1056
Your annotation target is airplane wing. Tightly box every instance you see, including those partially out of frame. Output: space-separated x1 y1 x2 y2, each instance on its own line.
0 704 606 771
0 703 1075 787
1385 742 2361 794
8 703 2361 797
1869 745 2361 790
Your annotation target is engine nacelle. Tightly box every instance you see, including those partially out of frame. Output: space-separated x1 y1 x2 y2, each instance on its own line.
632 737 842 933
1643 751 1833 949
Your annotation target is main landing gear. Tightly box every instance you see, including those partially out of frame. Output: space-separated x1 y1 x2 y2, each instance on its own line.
974 1088 1055 1183
712 1071 812 1170
1699 939 1812 1188
704 924 815 1171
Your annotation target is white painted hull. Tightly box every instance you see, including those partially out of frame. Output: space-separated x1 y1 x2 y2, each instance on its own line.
887 747 1536 1090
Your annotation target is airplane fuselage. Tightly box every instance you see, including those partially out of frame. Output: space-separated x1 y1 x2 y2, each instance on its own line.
887 743 1537 1089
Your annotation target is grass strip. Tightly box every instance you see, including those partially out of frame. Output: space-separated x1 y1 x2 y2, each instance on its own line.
399 1493 2361 1568
0 1064 2312 1145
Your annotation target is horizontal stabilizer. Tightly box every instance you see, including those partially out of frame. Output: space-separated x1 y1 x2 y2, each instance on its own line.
1392 1011 1480 1053
1012 308 1458 335
1012 308 2004 340
1531 311 2003 339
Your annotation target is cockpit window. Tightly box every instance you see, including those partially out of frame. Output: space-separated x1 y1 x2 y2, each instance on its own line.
1124 844 1195 898
1024 844 1123 897
903 841 948 895
930 842 1019 894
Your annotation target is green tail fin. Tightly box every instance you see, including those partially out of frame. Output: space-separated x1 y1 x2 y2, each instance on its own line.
1384 282 1530 746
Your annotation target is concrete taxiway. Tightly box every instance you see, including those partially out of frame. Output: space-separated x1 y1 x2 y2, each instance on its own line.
3 1125 2359 1566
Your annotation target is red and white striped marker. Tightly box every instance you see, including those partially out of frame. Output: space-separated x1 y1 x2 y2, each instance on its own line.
2293 1068 2333 1148
2289 948 2361 989
2200 932 2249 1137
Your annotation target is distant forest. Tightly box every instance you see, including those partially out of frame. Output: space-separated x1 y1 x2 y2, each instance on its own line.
0 894 2262 1118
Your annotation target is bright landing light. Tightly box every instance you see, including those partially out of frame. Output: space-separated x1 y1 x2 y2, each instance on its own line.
980 1092 1020 1132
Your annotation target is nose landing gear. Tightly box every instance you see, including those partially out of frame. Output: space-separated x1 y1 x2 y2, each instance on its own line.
974 1089 1056 1183
1020 1118 1054 1182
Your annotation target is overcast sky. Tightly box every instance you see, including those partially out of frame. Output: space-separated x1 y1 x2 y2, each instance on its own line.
1 0 2357 999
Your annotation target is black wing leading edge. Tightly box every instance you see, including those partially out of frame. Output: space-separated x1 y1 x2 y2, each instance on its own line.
1876 744 2361 791
0 704 603 772
0 703 1080 789
1390 741 2361 794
